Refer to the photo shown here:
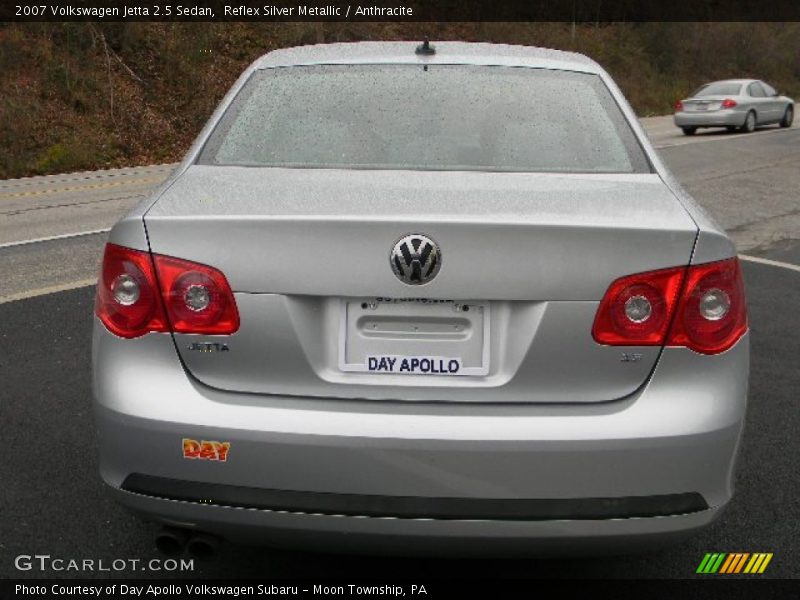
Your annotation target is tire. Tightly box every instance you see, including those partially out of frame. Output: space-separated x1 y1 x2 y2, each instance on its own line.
780 105 794 128
740 111 756 133
681 127 697 136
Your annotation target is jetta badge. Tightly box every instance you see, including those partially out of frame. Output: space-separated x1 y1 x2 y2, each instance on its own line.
390 234 441 285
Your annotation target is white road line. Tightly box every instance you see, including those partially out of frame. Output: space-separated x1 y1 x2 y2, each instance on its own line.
0 228 111 250
0 278 97 305
739 254 800 274
653 126 798 149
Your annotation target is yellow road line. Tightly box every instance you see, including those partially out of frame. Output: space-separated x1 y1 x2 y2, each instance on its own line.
0 278 97 305
0 163 177 190
0 177 164 200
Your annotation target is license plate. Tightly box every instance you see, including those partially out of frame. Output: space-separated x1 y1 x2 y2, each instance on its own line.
366 355 463 375
338 298 490 376
695 104 708 111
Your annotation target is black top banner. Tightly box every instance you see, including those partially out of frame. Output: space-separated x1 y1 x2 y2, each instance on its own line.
4 0 800 22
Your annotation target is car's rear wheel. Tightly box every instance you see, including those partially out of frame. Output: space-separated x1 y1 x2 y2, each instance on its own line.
681 127 697 136
740 111 756 133
780 105 794 128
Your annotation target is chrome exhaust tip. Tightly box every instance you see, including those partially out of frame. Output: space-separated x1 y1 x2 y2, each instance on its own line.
154 526 189 556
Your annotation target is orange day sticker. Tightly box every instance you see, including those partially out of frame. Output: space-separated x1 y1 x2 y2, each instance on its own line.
182 438 231 462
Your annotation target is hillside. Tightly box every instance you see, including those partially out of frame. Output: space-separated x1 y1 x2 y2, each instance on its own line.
1 22 799 178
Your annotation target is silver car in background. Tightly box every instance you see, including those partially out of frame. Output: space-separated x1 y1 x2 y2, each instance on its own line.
93 42 749 557
674 78 794 135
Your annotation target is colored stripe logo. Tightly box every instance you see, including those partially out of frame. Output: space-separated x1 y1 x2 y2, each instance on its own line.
697 553 773 574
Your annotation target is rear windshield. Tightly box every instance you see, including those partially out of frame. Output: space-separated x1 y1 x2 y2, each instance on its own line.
692 82 743 97
198 64 651 174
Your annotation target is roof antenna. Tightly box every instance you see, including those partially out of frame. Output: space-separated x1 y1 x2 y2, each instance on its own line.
415 39 435 56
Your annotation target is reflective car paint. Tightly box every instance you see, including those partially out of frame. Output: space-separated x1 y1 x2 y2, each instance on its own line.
93 42 749 554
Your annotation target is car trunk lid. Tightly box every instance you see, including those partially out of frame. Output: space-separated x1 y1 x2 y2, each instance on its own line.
684 96 732 111
144 166 697 403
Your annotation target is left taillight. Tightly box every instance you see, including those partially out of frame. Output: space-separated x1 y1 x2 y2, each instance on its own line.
95 244 169 338
152 254 239 335
95 243 239 338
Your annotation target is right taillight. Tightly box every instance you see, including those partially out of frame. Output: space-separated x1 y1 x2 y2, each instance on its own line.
675 100 684 111
95 243 239 338
666 257 747 354
593 257 747 355
721 98 738 109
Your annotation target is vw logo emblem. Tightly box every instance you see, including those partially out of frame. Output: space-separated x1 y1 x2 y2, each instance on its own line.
390 234 441 285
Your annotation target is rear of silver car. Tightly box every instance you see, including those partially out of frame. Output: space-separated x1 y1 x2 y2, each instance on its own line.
674 79 795 134
675 96 748 129
92 43 749 555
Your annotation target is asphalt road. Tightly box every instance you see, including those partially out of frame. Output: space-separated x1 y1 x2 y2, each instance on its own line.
1 117 799 579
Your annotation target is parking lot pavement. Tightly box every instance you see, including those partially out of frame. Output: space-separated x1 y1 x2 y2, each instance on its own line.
0 252 798 579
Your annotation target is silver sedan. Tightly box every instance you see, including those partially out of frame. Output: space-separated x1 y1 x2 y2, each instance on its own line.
674 78 794 135
93 42 749 557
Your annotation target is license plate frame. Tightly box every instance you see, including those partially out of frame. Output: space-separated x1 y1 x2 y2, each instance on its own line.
338 298 490 377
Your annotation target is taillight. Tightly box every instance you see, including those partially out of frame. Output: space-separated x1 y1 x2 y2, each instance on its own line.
721 98 737 109
675 100 684 111
592 258 747 355
152 254 239 334
95 244 239 338
95 244 169 338
592 266 686 346
667 258 747 354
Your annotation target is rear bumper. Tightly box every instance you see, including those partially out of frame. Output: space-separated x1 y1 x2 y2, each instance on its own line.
121 473 708 520
111 484 723 556
93 321 748 554
674 110 745 128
